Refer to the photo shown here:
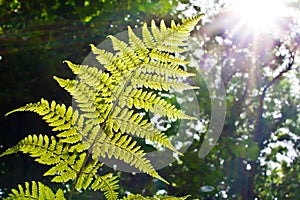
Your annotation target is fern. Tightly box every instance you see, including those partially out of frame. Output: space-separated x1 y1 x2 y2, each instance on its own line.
1 14 204 200
0 134 119 200
4 181 65 200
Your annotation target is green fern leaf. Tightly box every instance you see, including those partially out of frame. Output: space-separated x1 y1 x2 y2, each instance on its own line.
75 160 101 190
142 23 156 49
54 189 66 200
5 99 74 132
91 173 119 200
4 181 66 200
131 73 199 91
149 49 188 65
62 60 115 92
92 133 169 184
90 44 133 80
128 26 149 58
151 20 163 43
0 133 91 185
73 160 119 200
2 14 204 200
0 134 61 165
90 44 115 65
142 61 196 78
3 99 105 147
108 106 182 155
118 87 196 120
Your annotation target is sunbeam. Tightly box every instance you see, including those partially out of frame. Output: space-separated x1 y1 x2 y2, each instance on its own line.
230 0 289 33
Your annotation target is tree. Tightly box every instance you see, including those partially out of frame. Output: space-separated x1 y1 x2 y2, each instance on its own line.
161 1 300 199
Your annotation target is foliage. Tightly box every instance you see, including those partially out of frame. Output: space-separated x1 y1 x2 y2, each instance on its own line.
157 1 300 199
0 0 182 106
0 0 187 197
4 181 65 200
0 14 203 200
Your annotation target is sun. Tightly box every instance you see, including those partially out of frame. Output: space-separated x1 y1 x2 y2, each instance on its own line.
230 0 289 33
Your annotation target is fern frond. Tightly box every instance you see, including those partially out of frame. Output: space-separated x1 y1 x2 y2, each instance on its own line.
131 73 199 91
75 160 102 190
56 61 116 104
53 76 99 108
72 154 119 200
2 133 118 198
118 87 196 120
108 35 144 76
91 173 119 200
53 76 112 123
151 20 163 43
127 26 149 58
149 49 188 65
63 60 115 91
91 43 141 78
180 13 205 32
92 133 169 184
0 134 64 165
159 20 168 38
0 133 89 184
108 35 138 63
157 14 204 54
142 23 156 49
142 61 196 78
44 152 85 183
90 44 132 79
4 181 66 200
107 106 182 155
4 99 100 146
2 15 203 200
5 99 74 132
108 115 182 155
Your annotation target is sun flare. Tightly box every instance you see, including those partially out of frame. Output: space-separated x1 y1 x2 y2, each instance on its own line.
230 0 289 32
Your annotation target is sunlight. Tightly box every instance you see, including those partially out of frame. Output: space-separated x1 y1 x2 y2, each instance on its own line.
230 0 289 32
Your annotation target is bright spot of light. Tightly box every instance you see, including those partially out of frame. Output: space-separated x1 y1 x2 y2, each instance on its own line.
199 185 215 192
230 0 289 32
156 189 167 196
246 163 252 170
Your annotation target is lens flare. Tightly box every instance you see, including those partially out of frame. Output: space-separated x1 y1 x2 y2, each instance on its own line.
230 0 289 32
